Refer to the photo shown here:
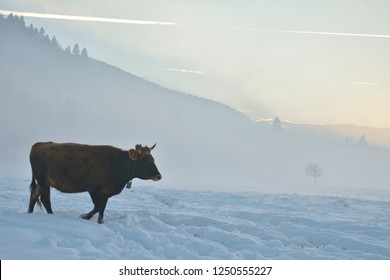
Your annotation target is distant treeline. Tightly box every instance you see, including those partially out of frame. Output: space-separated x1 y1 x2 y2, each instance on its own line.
0 14 88 57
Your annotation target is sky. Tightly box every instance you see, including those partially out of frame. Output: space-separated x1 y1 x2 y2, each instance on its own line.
1 0 390 128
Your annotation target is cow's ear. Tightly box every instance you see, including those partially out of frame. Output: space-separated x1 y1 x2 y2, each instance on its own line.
129 149 139 160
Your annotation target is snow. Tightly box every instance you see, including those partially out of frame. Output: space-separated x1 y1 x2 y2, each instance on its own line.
1 178 389 260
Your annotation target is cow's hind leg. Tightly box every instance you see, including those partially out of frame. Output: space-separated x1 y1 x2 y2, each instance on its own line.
40 183 53 214
27 185 41 213
28 173 43 213
28 172 53 214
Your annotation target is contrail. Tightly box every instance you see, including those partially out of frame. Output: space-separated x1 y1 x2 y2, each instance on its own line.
165 68 203 74
182 24 390 39
259 29 390 39
347 81 380 86
0 9 175 25
2 9 390 38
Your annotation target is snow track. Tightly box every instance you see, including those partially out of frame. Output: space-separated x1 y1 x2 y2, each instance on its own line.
0 179 389 259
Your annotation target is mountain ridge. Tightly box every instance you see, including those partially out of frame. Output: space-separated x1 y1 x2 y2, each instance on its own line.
257 119 390 148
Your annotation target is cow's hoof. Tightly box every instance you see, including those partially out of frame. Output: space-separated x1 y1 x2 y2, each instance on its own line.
126 181 132 189
98 219 104 224
81 213 92 220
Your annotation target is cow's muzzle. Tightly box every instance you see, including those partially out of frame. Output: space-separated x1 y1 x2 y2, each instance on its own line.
153 174 162 181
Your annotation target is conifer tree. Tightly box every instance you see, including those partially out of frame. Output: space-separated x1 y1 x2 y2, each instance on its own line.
81 47 88 58
72 43 80 55
65 46 71 54
51 36 60 49
39 27 45 37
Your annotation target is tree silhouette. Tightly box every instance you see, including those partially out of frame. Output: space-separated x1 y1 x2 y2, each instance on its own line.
305 162 322 184
64 46 71 54
358 134 368 146
51 36 60 49
72 43 80 55
81 47 88 58
272 116 282 130
38 27 45 37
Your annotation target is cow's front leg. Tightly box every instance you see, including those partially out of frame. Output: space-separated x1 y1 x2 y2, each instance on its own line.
83 190 109 224
81 207 98 220
82 190 101 221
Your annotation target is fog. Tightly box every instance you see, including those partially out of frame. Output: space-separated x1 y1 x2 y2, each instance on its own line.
1 15 389 195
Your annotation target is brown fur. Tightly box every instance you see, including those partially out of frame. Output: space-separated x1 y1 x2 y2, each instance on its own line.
28 142 161 223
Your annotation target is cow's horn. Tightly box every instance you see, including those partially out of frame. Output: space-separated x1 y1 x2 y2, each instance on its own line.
150 143 156 151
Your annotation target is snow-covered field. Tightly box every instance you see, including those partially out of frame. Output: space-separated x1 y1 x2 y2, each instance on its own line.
0 178 389 260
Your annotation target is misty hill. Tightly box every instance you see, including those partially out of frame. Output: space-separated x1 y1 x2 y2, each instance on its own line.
1 15 389 192
257 119 390 148
0 15 261 185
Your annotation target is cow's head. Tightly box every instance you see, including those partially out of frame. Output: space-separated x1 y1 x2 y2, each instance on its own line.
129 144 162 181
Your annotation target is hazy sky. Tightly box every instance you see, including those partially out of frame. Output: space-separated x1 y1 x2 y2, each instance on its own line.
2 0 390 128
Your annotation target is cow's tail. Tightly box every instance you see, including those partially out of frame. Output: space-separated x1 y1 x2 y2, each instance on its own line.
29 171 43 210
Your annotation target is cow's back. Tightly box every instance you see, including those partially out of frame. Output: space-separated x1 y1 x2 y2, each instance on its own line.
30 142 123 193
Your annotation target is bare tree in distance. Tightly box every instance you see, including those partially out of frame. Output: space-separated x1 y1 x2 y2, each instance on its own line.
305 162 322 185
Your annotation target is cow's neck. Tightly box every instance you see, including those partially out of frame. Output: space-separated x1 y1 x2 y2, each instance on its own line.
125 153 137 182
127 156 132 181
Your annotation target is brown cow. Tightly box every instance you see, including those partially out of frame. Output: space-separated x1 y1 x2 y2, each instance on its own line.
28 142 162 224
